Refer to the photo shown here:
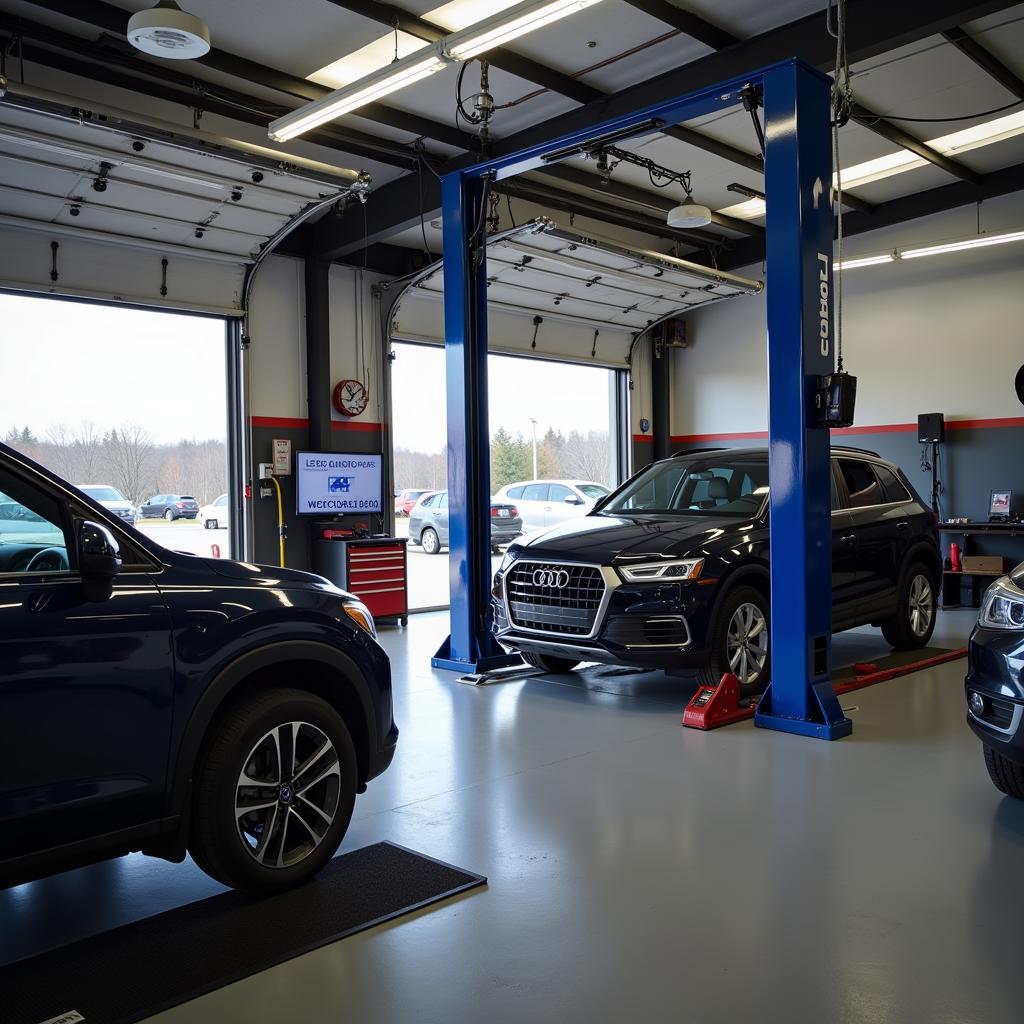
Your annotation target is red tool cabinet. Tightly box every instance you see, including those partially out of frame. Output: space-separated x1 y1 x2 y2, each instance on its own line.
312 537 409 625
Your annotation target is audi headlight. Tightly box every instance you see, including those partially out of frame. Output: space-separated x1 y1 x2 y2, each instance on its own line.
342 599 377 638
617 558 704 583
980 576 1024 630
497 546 520 576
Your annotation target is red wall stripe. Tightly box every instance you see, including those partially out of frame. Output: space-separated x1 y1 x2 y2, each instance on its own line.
251 415 383 432
670 415 1024 445
632 434 653 443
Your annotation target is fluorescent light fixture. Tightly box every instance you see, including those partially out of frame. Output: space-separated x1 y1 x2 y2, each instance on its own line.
834 254 894 270
269 42 449 141
901 230 1024 260
445 0 605 60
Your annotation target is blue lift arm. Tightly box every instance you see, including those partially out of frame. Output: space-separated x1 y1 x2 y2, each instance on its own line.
435 58 852 739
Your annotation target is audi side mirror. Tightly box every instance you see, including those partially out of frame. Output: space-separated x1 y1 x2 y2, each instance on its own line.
78 520 121 599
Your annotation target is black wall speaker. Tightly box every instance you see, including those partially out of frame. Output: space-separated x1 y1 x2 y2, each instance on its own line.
918 412 945 444
1015 365 1024 407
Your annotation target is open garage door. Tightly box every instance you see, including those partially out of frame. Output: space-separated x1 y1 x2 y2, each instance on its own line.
385 219 763 366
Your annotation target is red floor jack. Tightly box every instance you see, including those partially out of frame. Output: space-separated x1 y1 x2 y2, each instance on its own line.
682 673 757 730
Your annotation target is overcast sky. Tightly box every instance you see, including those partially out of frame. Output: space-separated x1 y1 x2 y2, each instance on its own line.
391 342 614 454
0 294 614 454
0 293 228 445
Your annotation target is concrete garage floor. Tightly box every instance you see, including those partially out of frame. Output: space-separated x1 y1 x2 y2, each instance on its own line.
4 608 1023 1024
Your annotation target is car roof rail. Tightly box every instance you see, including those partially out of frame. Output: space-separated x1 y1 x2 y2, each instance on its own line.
671 447 728 457
831 445 881 458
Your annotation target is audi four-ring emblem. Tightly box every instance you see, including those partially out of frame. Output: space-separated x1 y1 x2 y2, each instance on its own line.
533 568 570 588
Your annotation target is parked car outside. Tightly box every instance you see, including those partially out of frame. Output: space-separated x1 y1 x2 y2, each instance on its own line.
200 493 229 529
409 490 522 555
0 440 397 893
964 562 1024 796
492 447 941 695
395 489 431 517
76 483 136 525
139 493 200 521
494 479 610 533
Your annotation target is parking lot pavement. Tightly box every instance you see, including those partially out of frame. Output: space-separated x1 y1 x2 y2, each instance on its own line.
134 519 229 558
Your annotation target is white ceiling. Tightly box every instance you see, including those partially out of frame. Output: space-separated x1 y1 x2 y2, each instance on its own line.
0 0 1022 263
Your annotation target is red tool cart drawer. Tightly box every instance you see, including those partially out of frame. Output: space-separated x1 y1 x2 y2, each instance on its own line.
312 537 409 625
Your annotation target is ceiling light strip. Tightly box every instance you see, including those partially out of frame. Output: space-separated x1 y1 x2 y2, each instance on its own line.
834 229 1024 269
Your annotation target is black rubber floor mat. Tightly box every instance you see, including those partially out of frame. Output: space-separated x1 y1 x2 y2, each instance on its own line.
2 842 485 1024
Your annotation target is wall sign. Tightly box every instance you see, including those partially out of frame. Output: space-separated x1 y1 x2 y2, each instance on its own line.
272 438 292 476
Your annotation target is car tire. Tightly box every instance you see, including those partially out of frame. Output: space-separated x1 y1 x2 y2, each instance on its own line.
204 519 215 530
164 509 175 522
421 528 440 555
189 687 358 894
698 584 771 698
983 744 1024 798
521 651 580 673
881 563 937 650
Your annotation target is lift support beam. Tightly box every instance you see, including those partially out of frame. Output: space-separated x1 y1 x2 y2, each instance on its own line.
433 57 852 740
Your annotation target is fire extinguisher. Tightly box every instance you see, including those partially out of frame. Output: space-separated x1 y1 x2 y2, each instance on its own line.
950 542 961 572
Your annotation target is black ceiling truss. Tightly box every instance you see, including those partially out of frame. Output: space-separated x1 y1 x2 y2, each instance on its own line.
621 0 740 51
942 25 1024 100
324 0 767 175
717 160 1024 271
314 0 1016 262
850 103 982 185
0 20 418 171
18 0 477 152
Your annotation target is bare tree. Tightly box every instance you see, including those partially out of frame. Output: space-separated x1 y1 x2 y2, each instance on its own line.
105 423 156 506
73 422 103 482
561 430 610 485
45 423 77 480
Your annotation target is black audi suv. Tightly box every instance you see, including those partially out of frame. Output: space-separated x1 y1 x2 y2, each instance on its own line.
965 562 1024 796
493 447 941 695
0 441 397 894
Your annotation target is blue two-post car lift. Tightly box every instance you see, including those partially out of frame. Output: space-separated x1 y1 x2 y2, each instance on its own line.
431 58 853 741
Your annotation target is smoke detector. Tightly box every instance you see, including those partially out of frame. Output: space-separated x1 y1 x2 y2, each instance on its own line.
667 195 713 229
127 1 211 59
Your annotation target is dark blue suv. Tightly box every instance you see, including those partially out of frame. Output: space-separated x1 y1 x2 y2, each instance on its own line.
494 447 941 695
0 442 397 893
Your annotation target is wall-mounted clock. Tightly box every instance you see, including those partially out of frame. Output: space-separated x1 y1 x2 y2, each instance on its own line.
332 379 369 417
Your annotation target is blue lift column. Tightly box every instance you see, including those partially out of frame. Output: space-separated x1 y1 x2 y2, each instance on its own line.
754 62 852 740
432 172 520 673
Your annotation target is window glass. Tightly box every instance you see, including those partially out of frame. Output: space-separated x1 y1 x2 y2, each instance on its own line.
838 459 880 509
548 484 574 502
577 484 609 499
522 484 549 502
439 492 448 508
874 465 911 504
419 493 436 508
215 495 228 507
830 465 841 511
81 485 124 502
604 458 768 517
0 472 70 575
506 485 524 500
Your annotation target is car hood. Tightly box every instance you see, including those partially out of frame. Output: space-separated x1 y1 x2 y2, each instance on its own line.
1011 561 1024 586
201 557 350 594
513 512 758 562
99 500 134 511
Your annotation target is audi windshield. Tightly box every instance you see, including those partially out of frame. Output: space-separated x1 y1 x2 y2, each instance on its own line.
600 457 769 517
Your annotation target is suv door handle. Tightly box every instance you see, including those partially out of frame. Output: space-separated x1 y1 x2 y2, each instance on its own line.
896 521 909 530
841 533 856 546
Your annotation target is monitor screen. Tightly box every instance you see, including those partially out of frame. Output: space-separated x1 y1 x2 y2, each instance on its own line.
295 452 383 515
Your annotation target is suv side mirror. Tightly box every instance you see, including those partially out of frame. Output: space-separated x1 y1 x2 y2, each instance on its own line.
565 495 585 505
79 520 122 592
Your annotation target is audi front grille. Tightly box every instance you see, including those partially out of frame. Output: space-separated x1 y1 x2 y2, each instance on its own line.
506 561 606 636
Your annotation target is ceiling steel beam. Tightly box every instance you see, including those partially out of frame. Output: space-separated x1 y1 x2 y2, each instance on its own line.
716 159 1024 270
942 26 1024 100
534 163 765 237
622 0 739 50
851 103 983 185
325 0 602 104
18 0 476 151
324 0 765 170
3 35 420 171
496 179 721 252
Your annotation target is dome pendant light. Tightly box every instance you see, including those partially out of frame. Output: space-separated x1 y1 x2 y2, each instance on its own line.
127 1 211 60
667 194 713 229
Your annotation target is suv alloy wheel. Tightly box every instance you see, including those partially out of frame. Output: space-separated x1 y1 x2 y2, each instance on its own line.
189 688 357 893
